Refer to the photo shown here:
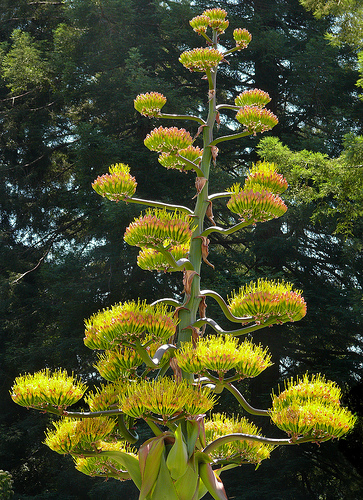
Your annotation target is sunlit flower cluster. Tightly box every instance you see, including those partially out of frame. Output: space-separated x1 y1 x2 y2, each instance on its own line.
236 106 278 134
227 188 287 223
85 382 126 412
134 92 167 117
244 161 288 194
205 413 274 464
235 89 271 108
11 369 86 411
137 243 190 272
92 163 137 201
124 208 195 248
144 126 193 153
233 28 252 49
228 279 307 325
158 145 203 172
179 47 224 73
95 347 143 382
175 336 272 380
270 374 357 441
120 378 216 421
84 300 177 349
44 417 116 454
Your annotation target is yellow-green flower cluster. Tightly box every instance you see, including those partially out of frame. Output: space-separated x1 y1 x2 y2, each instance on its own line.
244 161 288 194
235 89 271 108
233 28 252 49
84 300 177 349
175 336 272 380
228 279 307 325
11 369 86 411
85 382 126 412
190 9 229 35
74 441 137 479
137 243 190 272
227 188 287 223
158 146 203 172
179 47 224 73
227 161 288 223
120 378 217 421
134 92 167 117
144 126 193 153
270 374 356 441
44 417 115 454
236 106 278 134
205 413 274 464
92 163 137 201
95 348 142 382
124 208 195 249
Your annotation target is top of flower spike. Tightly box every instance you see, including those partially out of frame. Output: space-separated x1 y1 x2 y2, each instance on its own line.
190 9 229 35
134 92 167 117
244 161 288 194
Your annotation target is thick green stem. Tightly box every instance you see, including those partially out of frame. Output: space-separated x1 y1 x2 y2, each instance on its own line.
224 383 269 416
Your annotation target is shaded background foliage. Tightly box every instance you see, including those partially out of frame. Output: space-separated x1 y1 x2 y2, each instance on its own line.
0 0 362 498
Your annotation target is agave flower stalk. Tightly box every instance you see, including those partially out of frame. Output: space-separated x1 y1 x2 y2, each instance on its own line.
11 8 356 500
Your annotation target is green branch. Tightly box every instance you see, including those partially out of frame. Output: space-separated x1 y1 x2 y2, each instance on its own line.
211 130 250 146
191 317 275 336
200 289 252 323
224 383 269 416
201 220 251 237
125 197 193 214
159 112 205 125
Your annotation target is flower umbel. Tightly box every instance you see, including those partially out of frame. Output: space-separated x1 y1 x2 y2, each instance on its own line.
270 374 356 441
233 28 252 49
144 126 193 153
84 300 177 349
244 161 288 195
228 279 307 325
236 106 278 134
227 188 287 223
235 89 271 108
11 369 86 411
124 208 195 248
120 378 217 421
205 413 274 465
134 92 167 117
179 48 223 72
92 163 137 201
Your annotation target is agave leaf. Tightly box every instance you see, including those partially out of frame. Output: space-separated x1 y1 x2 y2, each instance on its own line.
166 424 189 480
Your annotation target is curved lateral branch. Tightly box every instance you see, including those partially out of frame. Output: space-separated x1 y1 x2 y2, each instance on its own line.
192 317 274 336
211 130 250 146
157 247 195 272
177 154 205 177
224 383 269 416
200 289 252 323
215 104 240 112
151 297 182 308
124 197 193 215
203 433 314 456
201 220 251 237
158 112 205 125
208 192 231 202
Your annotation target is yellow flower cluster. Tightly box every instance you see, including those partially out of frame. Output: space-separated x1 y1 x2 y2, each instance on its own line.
270 374 357 441
158 145 203 171
175 336 272 380
205 413 274 464
11 369 86 411
134 92 167 117
92 163 137 201
85 382 126 412
124 208 195 249
144 126 193 153
120 378 217 421
137 243 190 272
227 161 288 223
179 47 224 73
228 279 307 325
84 299 177 349
44 417 115 454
